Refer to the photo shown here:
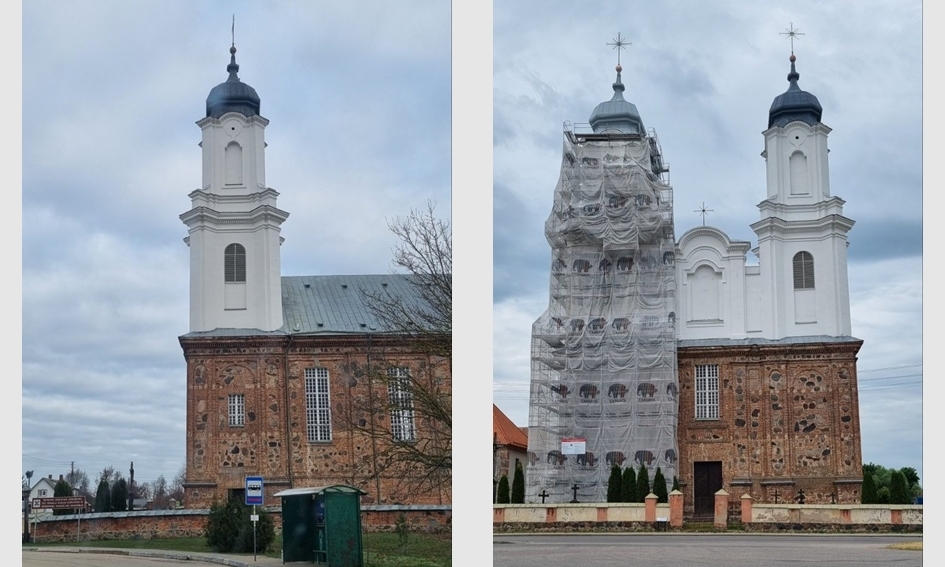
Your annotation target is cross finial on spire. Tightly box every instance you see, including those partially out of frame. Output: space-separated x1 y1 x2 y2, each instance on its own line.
607 32 630 68
695 202 714 226
780 22 804 55
231 14 235 48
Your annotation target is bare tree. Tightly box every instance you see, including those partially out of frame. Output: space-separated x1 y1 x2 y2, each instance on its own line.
363 202 451 360
351 202 452 502
65 467 91 500
152 475 170 509
169 464 186 503
133 480 152 501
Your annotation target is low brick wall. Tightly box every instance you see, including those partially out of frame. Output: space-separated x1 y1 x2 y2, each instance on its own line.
494 496 674 532
748 502 922 527
28 505 451 543
494 493 922 533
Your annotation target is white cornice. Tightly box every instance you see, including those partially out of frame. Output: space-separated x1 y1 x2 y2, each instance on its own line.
750 214 855 238
676 225 752 254
195 113 270 129
180 204 290 229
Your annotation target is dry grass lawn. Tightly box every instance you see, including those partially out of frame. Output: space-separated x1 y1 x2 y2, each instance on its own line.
888 541 922 551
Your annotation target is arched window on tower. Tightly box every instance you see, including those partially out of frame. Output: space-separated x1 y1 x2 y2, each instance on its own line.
225 243 247 283
225 141 243 186
789 150 810 195
793 251 814 289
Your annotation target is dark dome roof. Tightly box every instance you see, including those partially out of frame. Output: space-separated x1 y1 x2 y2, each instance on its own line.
768 55 822 128
206 46 261 119
589 66 645 135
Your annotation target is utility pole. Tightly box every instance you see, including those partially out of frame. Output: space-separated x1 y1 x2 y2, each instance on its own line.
23 470 34 543
128 462 135 511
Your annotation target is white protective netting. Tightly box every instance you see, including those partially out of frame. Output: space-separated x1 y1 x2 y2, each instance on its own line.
525 126 679 503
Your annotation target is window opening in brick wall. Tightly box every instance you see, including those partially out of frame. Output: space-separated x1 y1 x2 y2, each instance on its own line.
695 364 720 420
228 393 245 426
304 367 332 442
388 367 417 442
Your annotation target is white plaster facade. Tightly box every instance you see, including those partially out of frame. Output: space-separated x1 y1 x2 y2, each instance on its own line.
180 110 289 332
675 116 854 341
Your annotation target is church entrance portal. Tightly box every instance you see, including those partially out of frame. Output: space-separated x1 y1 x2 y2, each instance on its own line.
693 461 722 517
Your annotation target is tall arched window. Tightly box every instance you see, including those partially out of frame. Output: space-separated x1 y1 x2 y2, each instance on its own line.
225 243 246 283
793 251 814 289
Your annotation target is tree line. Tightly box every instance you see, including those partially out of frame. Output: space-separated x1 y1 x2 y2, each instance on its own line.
32 465 187 514
861 463 921 505
494 462 677 504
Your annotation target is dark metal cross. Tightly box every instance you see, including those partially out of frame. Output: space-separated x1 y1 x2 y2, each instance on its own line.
773 488 780 504
695 202 713 226
570 484 580 503
780 22 805 55
538 489 550 504
794 488 806 504
607 32 630 66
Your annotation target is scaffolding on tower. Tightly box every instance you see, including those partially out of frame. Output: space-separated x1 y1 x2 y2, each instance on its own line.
526 122 679 503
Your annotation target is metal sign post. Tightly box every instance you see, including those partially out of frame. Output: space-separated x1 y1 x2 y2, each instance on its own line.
245 476 264 562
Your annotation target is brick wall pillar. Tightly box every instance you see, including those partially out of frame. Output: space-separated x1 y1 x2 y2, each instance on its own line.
669 490 683 527
740 493 752 523
891 509 903 525
714 489 729 529
493 507 505 523
644 493 657 523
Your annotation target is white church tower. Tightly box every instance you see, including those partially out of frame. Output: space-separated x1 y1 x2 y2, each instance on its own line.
751 52 854 339
675 51 854 342
180 43 289 332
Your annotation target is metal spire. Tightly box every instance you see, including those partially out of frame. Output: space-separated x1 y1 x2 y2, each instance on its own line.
780 22 804 55
607 32 630 68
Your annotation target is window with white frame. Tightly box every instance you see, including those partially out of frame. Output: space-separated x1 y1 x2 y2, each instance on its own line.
695 364 720 420
304 367 332 442
387 367 416 442
793 251 815 289
228 394 245 426
224 243 247 283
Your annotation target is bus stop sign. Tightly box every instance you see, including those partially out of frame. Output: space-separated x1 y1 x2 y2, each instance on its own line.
245 476 264 506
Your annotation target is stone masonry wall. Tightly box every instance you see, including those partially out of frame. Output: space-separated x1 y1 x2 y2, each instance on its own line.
182 335 451 509
29 506 452 543
676 340 863 517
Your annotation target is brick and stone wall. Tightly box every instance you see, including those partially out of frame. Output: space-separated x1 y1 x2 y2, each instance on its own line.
28 505 451 543
181 334 451 509
493 497 921 533
676 340 862 517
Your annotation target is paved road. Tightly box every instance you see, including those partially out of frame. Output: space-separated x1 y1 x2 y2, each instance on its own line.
493 533 923 567
23 548 284 567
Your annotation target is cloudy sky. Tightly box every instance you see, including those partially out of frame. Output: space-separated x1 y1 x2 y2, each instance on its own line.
492 1 926 484
20 0 451 494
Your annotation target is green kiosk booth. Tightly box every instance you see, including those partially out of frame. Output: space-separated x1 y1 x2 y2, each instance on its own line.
274 485 365 566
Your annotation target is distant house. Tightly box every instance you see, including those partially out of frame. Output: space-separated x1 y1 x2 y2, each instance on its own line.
493 404 528 488
26 475 59 516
